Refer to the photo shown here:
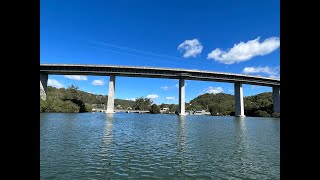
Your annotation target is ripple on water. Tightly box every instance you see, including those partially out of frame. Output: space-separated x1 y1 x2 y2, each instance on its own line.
40 113 280 179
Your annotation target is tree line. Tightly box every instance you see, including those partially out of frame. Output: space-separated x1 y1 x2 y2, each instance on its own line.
40 85 135 113
188 92 279 117
40 85 279 117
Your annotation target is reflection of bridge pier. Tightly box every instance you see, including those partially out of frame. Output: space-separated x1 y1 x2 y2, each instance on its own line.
40 64 280 116
99 113 114 164
233 117 248 173
178 115 186 151
103 113 114 145
177 115 186 168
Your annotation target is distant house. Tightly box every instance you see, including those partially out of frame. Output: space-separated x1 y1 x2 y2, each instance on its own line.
160 107 169 113
194 110 206 115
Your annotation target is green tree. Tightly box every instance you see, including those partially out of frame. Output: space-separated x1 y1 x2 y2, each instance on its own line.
188 92 276 117
168 104 178 113
160 103 168 109
254 110 270 117
84 103 92 112
209 104 223 115
150 104 160 114
134 97 152 110
41 86 135 113
40 98 47 112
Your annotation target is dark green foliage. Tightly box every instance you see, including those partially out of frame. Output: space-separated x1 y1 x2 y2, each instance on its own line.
159 103 168 109
150 104 160 114
64 99 87 112
190 93 235 115
189 92 278 117
150 103 178 113
134 97 152 110
254 110 270 117
168 104 178 113
244 92 273 110
114 99 135 110
244 93 274 117
40 96 80 113
84 103 92 112
40 98 46 112
40 85 135 113
245 104 273 117
209 103 223 116
41 86 278 117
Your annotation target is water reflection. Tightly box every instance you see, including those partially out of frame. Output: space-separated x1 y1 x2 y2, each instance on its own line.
41 114 280 179
177 115 186 171
234 117 247 142
99 113 114 166
103 113 114 145
233 117 250 175
178 115 186 152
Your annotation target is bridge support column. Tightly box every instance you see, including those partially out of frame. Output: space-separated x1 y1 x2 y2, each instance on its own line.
178 79 186 116
272 86 280 113
40 73 48 100
106 75 116 113
234 82 245 117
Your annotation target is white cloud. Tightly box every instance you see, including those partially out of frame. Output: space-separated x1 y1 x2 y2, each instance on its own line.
207 37 280 64
48 79 63 88
125 98 136 101
205 87 223 94
147 94 160 99
161 86 169 90
64 75 87 80
269 75 279 79
242 66 280 79
165 96 175 100
178 38 203 58
91 80 105 86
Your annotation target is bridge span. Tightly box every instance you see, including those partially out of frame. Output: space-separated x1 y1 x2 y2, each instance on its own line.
40 64 280 116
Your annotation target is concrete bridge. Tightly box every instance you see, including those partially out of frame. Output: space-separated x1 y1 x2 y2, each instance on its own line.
40 64 280 117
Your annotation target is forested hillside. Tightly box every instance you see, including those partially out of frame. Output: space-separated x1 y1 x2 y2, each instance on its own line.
40 86 135 113
189 92 279 117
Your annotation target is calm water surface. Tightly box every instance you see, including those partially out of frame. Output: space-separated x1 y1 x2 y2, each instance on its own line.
40 113 280 179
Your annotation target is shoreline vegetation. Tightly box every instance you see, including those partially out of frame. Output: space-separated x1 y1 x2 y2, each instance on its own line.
40 85 279 118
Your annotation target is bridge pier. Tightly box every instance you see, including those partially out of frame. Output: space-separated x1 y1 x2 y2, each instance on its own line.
178 79 186 116
234 82 245 117
106 75 116 113
272 86 280 113
40 73 48 100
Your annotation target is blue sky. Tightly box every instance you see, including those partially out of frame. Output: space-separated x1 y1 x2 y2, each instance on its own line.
41 0 280 104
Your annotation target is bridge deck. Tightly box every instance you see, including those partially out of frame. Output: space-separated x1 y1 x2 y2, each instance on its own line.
40 64 280 86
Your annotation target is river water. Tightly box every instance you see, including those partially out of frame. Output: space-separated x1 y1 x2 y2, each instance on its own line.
40 113 280 179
